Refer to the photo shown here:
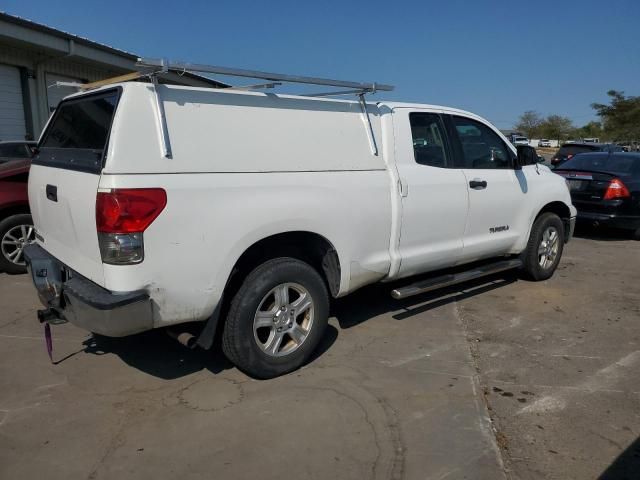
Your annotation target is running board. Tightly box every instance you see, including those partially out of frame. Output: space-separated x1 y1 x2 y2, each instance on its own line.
390 258 522 300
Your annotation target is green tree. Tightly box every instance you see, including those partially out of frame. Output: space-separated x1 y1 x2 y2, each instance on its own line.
515 110 543 139
592 90 640 141
540 115 574 143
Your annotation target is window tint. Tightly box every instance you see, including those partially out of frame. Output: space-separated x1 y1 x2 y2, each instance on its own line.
36 89 120 174
561 153 640 174
409 113 449 168
41 91 118 150
0 143 30 158
452 116 512 169
558 145 598 156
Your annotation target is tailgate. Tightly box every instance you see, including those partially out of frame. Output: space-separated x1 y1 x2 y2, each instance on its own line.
29 165 103 283
28 88 121 286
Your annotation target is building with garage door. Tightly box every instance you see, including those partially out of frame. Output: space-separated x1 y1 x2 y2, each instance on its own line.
0 12 226 141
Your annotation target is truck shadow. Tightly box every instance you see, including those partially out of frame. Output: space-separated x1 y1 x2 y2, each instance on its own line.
78 271 518 380
81 330 233 379
332 271 519 329
598 434 640 479
80 322 339 380
574 223 636 242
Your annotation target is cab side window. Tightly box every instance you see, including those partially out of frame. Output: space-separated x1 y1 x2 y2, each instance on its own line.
409 113 450 168
452 116 512 169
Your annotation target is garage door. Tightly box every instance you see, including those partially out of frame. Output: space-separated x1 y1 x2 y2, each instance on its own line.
0 64 27 141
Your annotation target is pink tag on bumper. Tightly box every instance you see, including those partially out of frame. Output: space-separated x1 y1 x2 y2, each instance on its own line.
44 322 53 363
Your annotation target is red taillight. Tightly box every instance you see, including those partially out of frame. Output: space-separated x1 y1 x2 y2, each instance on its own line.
566 154 573 160
603 178 631 200
96 188 167 233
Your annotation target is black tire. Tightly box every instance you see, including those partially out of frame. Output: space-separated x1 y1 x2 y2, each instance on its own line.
222 257 329 379
633 228 640 241
521 212 565 281
0 214 34 274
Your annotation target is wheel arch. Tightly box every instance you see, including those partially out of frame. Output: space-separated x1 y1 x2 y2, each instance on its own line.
535 201 573 243
195 230 342 350
0 203 31 221
534 201 571 222
226 231 342 300
515 200 574 255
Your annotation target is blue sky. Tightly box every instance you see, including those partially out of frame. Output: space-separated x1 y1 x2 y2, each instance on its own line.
3 0 639 129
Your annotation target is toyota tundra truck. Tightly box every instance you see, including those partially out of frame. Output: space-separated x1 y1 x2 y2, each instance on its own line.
24 67 576 378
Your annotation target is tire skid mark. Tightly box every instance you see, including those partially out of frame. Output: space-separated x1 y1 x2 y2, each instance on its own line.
293 371 406 480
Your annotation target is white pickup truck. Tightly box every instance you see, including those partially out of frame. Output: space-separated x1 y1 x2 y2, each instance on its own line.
24 65 576 378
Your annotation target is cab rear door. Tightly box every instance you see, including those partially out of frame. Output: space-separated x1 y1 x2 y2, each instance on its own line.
393 109 469 277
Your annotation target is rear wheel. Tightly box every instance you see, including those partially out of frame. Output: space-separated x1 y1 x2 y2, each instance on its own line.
522 212 564 281
633 228 640 241
222 257 329 379
0 214 35 274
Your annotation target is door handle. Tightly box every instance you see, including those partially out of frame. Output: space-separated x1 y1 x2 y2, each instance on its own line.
46 184 58 202
469 179 487 190
398 177 408 197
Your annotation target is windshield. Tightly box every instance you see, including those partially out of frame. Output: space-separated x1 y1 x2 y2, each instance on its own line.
560 153 640 174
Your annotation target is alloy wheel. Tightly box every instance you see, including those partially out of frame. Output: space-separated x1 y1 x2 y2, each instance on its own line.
253 282 315 357
538 226 559 269
1 224 35 267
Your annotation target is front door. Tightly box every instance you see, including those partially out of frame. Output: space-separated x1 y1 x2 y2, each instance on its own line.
447 115 525 262
393 110 469 278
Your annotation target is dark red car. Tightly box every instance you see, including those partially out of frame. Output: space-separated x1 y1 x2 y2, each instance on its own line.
0 158 34 273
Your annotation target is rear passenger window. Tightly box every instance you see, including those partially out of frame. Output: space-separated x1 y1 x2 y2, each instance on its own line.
452 116 512 169
409 113 450 168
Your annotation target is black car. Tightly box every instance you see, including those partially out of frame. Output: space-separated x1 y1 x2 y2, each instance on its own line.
555 152 640 238
551 142 623 167
0 141 36 164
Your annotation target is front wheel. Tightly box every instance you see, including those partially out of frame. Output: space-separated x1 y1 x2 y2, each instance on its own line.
222 257 329 379
521 212 565 281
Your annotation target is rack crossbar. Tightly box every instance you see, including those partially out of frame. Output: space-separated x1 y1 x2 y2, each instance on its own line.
136 57 394 92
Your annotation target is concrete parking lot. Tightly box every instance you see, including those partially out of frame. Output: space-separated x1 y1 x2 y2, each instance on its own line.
1 229 638 479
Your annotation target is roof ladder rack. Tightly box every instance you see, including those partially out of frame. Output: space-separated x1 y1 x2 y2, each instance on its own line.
135 57 394 94
135 57 395 157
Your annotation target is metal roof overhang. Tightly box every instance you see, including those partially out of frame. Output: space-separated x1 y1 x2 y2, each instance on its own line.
0 13 227 88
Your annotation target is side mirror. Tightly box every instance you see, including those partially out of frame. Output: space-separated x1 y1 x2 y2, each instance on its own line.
516 145 537 169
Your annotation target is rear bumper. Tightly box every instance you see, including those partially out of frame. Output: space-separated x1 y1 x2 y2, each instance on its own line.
23 244 153 337
576 211 640 230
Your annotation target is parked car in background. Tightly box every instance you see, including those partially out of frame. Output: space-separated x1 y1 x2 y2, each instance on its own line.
0 158 34 273
0 141 36 164
551 142 623 167
511 135 529 146
555 152 640 239
538 139 551 148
